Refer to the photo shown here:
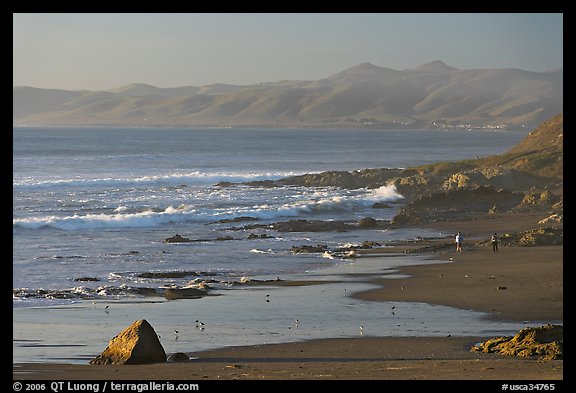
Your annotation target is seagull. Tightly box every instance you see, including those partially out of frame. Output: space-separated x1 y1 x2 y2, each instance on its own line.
360 326 364 335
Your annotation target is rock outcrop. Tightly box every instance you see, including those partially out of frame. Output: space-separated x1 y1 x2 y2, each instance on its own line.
275 114 563 226
500 227 563 247
90 319 166 365
391 186 524 225
471 324 563 360
357 217 379 228
163 234 191 243
164 286 209 300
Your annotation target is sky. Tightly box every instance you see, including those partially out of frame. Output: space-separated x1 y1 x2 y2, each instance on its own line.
13 13 563 91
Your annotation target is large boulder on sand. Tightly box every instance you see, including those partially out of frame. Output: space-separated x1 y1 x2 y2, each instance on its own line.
471 324 563 360
90 319 166 365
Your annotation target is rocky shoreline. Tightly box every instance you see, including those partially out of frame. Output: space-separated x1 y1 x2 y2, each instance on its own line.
216 115 562 227
13 114 564 381
14 115 563 307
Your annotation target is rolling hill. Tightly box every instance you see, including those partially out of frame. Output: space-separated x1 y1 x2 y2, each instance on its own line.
13 61 562 128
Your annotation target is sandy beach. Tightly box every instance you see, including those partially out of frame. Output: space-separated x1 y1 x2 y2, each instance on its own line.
13 211 563 381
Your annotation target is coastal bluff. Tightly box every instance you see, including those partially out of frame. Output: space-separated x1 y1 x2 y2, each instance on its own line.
278 113 563 226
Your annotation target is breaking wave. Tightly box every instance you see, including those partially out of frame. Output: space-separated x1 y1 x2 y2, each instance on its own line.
13 185 404 231
12 170 302 190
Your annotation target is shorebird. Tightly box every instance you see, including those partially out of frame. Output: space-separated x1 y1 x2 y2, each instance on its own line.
360 326 364 335
195 320 205 328
295 319 299 328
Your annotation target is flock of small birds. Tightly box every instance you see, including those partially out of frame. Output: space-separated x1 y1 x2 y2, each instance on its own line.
92 289 449 342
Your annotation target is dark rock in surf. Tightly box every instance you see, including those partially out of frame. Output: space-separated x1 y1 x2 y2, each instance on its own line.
291 244 328 254
247 233 274 239
217 216 259 223
215 236 235 241
163 234 192 243
164 287 209 300
273 219 350 232
242 180 278 188
358 217 379 228
74 277 100 282
372 202 392 209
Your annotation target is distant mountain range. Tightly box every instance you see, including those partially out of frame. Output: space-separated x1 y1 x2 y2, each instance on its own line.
13 61 563 128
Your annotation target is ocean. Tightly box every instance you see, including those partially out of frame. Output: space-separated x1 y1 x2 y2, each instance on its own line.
13 126 535 363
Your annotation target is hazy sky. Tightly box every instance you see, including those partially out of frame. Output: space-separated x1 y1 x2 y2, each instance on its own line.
13 13 563 91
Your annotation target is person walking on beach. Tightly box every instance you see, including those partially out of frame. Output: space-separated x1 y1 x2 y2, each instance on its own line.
491 233 499 253
455 232 463 252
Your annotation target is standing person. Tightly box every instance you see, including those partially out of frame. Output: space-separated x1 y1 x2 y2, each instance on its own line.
491 233 499 253
455 232 463 252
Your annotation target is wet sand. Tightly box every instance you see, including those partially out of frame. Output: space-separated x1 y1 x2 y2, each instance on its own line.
353 245 562 322
13 337 562 380
13 212 563 380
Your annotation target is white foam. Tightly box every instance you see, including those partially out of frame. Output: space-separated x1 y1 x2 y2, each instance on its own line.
366 185 405 201
13 185 405 231
250 249 275 254
12 170 304 189
13 205 199 230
